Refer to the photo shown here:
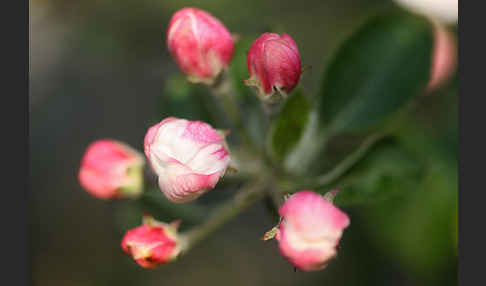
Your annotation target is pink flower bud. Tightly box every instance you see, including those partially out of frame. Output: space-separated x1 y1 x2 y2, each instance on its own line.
78 139 145 199
245 33 301 101
121 216 180 268
166 7 235 84
144 117 230 203
426 22 457 92
275 190 350 271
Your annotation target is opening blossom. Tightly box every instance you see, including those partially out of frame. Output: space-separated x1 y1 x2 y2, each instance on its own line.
245 33 302 102
268 190 350 271
121 216 181 268
78 139 145 199
144 117 230 203
167 7 235 84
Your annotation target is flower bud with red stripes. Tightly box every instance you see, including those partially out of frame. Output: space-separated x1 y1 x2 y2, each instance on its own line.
144 117 230 203
167 7 235 84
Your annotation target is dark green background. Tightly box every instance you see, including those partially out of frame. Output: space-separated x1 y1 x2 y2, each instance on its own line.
30 0 457 285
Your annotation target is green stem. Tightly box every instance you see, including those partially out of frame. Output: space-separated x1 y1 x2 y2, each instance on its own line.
314 132 387 187
210 74 256 152
279 132 387 193
139 188 207 225
180 178 268 253
265 186 284 212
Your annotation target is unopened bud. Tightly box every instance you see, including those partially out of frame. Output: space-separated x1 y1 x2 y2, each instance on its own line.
121 215 181 268
266 190 350 271
167 7 235 84
245 33 302 103
144 117 230 203
78 139 144 199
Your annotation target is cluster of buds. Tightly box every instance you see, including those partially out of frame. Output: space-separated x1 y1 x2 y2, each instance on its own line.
77 4 457 272
75 6 346 272
263 191 350 271
167 8 303 103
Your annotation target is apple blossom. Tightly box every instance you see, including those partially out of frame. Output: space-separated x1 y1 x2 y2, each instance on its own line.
144 117 230 203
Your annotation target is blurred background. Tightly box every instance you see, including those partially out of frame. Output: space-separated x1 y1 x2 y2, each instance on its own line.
29 0 457 285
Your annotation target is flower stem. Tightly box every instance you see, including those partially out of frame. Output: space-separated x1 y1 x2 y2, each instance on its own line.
139 188 207 225
180 178 269 253
313 133 387 187
209 73 259 154
279 132 387 193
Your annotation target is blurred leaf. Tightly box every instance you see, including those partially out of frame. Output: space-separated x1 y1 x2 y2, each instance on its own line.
363 157 457 280
245 103 267 146
227 35 269 146
268 90 311 162
157 74 221 125
338 122 457 280
137 188 207 228
308 133 368 176
228 36 254 99
317 12 434 134
329 139 424 206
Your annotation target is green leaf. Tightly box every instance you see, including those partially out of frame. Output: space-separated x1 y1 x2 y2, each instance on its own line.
268 90 311 162
156 74 221 125
361 154 457 278
228 36 254 99
226 36 269 146
328 139 424 206
317 12 434 134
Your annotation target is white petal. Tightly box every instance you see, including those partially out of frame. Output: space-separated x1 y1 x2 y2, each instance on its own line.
186 143 230 175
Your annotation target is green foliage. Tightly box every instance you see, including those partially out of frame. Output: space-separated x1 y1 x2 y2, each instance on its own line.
329 139 423 206
336 108 458 280
362 152 457 280
228 35 271 146
157 74 222 126
228 36 254 99
317 12 434 134
268 90 311 162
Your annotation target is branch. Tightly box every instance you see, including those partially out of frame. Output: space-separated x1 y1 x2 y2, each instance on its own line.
278 132 387 193
314 132 387 187
179 177 269 253
139 188 207 225
209 73 257 153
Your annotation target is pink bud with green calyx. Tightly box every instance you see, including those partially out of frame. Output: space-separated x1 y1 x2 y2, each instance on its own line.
78 139 144 200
